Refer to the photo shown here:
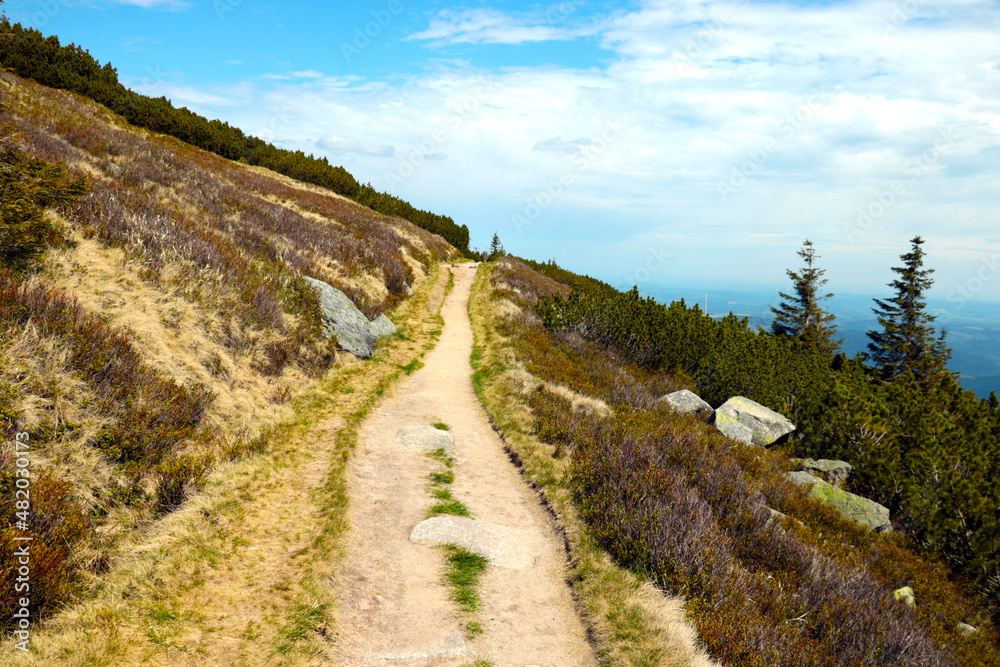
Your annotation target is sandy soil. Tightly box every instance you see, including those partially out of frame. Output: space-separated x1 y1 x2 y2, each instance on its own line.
332 264 596 667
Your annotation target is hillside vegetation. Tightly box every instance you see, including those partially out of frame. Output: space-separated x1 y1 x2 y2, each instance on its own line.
0 67 457 639
0 20 471 255
470 256 999 666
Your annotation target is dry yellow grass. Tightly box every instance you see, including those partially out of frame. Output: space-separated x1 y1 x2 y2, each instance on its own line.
2 264 450 666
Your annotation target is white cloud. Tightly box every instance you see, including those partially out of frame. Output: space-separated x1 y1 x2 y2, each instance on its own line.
104 0 191 9
173 0 1000 299
316 135 396 158
407 8 590 46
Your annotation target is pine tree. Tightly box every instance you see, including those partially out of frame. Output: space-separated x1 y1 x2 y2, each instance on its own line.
770 239 842 354
867 236 952 382
488 232 504 260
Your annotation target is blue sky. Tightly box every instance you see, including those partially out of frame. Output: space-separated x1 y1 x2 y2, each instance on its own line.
5 0 1000 308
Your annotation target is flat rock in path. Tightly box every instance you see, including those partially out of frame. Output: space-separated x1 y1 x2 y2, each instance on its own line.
378 632 471 663
410 516 535 570
395 426 455 456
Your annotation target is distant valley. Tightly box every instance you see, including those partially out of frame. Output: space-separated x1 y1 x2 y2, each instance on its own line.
649 285 1000 399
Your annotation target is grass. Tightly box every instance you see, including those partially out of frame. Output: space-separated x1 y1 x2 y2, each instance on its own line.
429 498 472 517
0 258 452 662
432 421 451 431
442 545 489 639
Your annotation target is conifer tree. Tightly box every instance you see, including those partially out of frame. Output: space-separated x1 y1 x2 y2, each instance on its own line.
770 239 842 354
867 236 951 382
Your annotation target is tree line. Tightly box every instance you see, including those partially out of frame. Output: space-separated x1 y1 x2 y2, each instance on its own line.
0 20 471 254
535 237 1000 616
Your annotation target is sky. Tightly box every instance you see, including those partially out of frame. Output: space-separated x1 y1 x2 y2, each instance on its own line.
4 0 1000 310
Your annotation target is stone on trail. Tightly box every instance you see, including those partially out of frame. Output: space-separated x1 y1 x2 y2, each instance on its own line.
395 426 455 456
660 389 714 421
713 396 795 446
379 633 471 663
410 516 536 570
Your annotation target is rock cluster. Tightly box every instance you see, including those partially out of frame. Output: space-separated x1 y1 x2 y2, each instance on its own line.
659 390 795 447
659 388 892 533
302 275 397 358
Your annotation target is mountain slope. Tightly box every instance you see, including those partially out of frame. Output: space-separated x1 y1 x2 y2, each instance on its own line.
0 67 459 647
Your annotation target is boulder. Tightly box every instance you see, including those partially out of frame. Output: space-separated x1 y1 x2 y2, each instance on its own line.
302 276 395 358
799 458 854 488
894 586 916 608
713 396 795 447
395 426 455 456
409 516 536 570
661 389 714 421
369 313 397 339
957 622 979 637
712 411 754 444
789 471 892 533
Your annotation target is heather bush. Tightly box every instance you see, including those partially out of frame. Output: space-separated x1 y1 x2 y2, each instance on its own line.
0 448 89 630
487 257 1000 666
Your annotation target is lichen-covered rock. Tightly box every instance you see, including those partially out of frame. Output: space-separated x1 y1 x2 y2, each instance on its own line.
712 411 754 444
714 396 795 446
894 586 916 607
302 275 394 358
661 389 714 421
799 458 854 488
789 471 892 533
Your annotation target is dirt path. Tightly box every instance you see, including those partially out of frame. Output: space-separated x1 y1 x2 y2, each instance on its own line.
333 264 596 667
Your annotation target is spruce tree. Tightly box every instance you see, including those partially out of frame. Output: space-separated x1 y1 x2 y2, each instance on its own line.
770 239 842 354
867 236 951 382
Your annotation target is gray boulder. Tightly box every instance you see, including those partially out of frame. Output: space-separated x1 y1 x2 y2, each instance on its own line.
957 622 979 637
799 458 854 488
409 516 536 570
712 411 754 444
369 313 397 338
789 471 892 533
661 389 714 421
713 396 795 446
395 426 455 456
302 276 394 358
